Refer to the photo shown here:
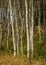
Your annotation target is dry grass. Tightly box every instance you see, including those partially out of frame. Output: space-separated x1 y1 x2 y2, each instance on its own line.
0 54 46 65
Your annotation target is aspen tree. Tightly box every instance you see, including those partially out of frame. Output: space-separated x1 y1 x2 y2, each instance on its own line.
17 0 24 56
25 0 29 58
7 1 10 49
14 0 20 55
15 0 24 56
9 0 16 56
7 23 9 49
20 10 24 56
29 0 34 58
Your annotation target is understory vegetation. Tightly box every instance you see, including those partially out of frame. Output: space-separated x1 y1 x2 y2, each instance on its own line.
0 0 46 65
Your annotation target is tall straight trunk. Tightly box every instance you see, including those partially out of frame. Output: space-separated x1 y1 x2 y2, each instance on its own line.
15 16 19 55
14 0 19 55
29 0 34 58
15 14 19 55
20 11 24 56
19 10 24 56
16 0 24 56
6 4 10 49
25 0 29 58
7 23 9 49
9 0 16 56
37 1 42 44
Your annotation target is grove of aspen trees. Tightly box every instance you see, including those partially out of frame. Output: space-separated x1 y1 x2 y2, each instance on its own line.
0 0 46 65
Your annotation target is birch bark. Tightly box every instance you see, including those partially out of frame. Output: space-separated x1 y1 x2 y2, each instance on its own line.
9 0 16 56
25 0 29 58
29 0 34 58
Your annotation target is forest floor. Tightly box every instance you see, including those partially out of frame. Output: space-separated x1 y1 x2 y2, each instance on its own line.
0 53 46 65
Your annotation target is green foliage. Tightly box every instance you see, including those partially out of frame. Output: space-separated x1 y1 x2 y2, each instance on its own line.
34 29 46 60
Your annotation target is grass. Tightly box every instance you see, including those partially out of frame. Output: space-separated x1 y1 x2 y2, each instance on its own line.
0 26 46 65
0 53 46 65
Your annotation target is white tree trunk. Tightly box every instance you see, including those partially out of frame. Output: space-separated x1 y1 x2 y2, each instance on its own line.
29 0 34 58
15 14 19 55
7 23 9 49
9 0 16 56
6 4 10 49
20 13 24 56
25 0 29 58
28 0 34 58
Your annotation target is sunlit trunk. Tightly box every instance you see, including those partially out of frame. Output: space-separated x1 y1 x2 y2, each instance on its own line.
6 4 10 49
20 12 24 56
29 0 34 58
25 0 29 58
9 0 16 56
7 23 9 49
